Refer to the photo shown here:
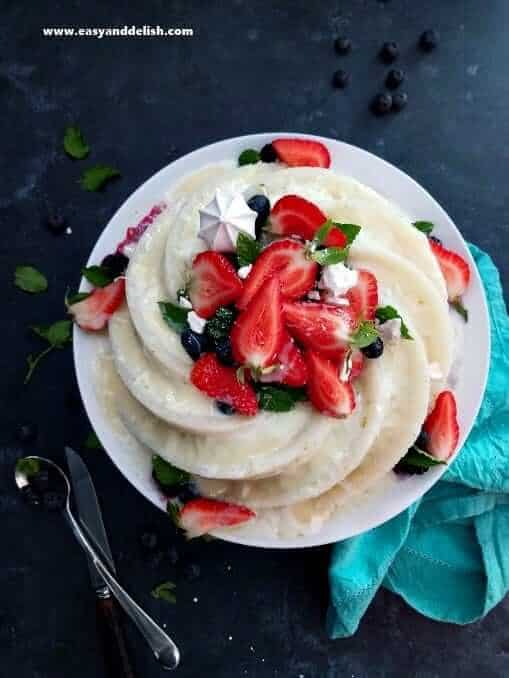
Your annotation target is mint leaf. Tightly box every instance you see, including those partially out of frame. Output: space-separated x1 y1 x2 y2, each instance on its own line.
85 431 102 450
236 232 261 267
14 266 48 293
451 299 468 322
66 291 91 306
158 301 189 333
313 219 335 245
81 265 115 288
394 446 445 475
63 125 90 159
16 457 40 478
336 223 361 245
350 321 379 349
375 305 413 340
151 581 176 604
205 307 236 342
80 165 120 191
167 500 181 527
413 221 434 235
31 320 72 348
152 455 190 487
313 220 361 247
238 149 260 166
256 385 307 412
311 247 349 266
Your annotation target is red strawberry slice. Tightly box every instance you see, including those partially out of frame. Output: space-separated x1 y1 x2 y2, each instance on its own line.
336 347 365 381
259 333 308 387
270 195 347 247
188 251 243 319
272 138 331 168
70 278 125 331
190 353 258 415
423 390 460 461
429 240 470 301
237 239 318 310
231 276 284 369
345 270 379 321
283 301 358 360
179 497 255 538
305 350 356 417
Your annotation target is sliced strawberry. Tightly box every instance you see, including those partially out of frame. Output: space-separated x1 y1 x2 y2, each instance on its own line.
423 390 459 461
270 195 346 247
70 278 125 331
429 240 470 301
231 276 284 369
283 301 358 360
179 497 255 538
237 239 318 310
190 353 258 415
259 333 308 387
188 251 243 319
345 270 379 321
272 138 331 168
306 350 356 418
336 347 365 381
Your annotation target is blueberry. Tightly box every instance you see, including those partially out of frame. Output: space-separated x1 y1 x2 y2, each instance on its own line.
334 37 352 55
140 530 159 551
419 29 439 52
101 252 129 277
361 337 384 359
42 490 66 511
260 143 278 163
215 336 235 366
181 329 208 361
415 429 430 451
31 470 50 494
380 41 399 64
17 423 38 443
45 210 67 234
183 562 201 581
386 68 404 89
22 485 40 506
392 92 408 112
332 69 350 89
216 401 235 415
247 194 270 235
371 93 393 116
428 235 442 245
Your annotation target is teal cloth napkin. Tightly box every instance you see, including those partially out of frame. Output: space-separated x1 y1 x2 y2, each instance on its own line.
328 244 509 638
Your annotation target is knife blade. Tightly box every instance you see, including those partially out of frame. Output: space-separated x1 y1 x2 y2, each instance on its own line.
65 446 116 590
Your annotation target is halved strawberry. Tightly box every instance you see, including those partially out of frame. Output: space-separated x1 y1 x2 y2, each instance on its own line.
345 270 379 321
272 138 331 168
270 195 347 247
191 353 257 415
306 350 356 417
70 278 125 331
283 301 358 360
179 497 255 538
423 390 459 461
188 251 243 319
237 239 318 310
336 347 365 381
259 333 308 387
429 240 470 301
231 276 284 369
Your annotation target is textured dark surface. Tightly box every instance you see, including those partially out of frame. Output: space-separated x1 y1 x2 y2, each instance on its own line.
2 1 509 676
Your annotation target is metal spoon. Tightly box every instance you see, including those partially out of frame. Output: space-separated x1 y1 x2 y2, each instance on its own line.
15 456 180 671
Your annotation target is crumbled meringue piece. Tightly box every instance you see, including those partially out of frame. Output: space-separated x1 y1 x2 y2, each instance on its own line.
323 294 350 306
178 296 193 309
376 317 402 343
237 264 252 279
318 263 358 303
198 188 258 252
188 311 207 334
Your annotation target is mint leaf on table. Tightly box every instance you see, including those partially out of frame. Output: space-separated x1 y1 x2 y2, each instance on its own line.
236 232 261 267
81 265 115 288
238 149 260 166
413 221 434 235
84 431 102 450
151 581 176 604
349 321 379 349
152 455 190 487
451 299 469 322
375 305 413 340
25 320 72 384
63 125 90 159
255 385 307 412
205 307 237 342
158 301 190 333
311 246 349 266
394 447 445 475
16 457 40 478
14 266 48 293
80 165 120 191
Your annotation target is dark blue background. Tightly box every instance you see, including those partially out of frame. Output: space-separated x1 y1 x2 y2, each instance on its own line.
2 1 508 676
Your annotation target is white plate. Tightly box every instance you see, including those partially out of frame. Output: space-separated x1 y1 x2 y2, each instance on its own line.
73 133 490 549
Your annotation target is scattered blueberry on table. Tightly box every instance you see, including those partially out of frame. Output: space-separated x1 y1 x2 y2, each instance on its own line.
45 209 67 235
334 36 352 55
386 68 404 89
371 93 393 115
332 69 350 89
392 92 408 112
419 29 439 52
379 41 399 64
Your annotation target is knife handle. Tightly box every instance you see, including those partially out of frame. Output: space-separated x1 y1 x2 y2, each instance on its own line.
96 592 137 678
